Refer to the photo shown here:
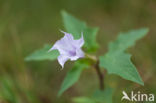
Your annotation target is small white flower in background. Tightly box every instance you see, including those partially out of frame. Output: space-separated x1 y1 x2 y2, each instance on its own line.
49 31 84 68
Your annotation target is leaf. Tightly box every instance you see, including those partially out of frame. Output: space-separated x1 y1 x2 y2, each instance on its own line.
100 28 149 85
58 62 89 96
84 27 99 52
100 52 143 85
72 88 113 103
72 97 96 103
61 10 99 52
92 88 114 103
109 28 149 52
25 44 59 61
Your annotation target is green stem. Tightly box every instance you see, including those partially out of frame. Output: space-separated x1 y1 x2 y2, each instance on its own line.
85 54 104 90
94 60 104 90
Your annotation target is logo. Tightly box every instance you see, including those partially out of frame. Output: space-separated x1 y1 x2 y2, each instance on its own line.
121 91 155 102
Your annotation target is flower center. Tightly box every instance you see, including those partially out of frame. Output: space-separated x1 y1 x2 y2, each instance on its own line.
68 50 76 56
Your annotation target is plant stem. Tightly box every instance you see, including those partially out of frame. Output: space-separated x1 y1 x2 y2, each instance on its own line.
94 60 104 90
85 54 104 90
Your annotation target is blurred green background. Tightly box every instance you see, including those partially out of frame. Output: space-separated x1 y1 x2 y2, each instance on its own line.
0 0 156 103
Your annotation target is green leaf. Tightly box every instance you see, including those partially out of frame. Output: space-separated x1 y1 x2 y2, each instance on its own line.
92 88 114 103
84 27 99 52
72 97 96 103
100 52 143 85
100 28 149 85
72 88 113 103
109 28 149 52
58 62 89 96
25 44 59 61
61 10 99 52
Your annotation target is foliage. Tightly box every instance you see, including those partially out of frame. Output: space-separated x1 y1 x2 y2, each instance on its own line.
73 88 113 103
100 28 148 85
25 44 59 61
25 11 148 102
58 61 89 96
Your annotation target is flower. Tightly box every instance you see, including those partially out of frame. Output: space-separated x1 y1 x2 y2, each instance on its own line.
49 31 84 68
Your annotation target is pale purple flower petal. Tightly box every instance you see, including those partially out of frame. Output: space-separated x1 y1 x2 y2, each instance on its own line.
76 48 84 58
49 31 85 68
58 55 69 68
75 33 84 48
